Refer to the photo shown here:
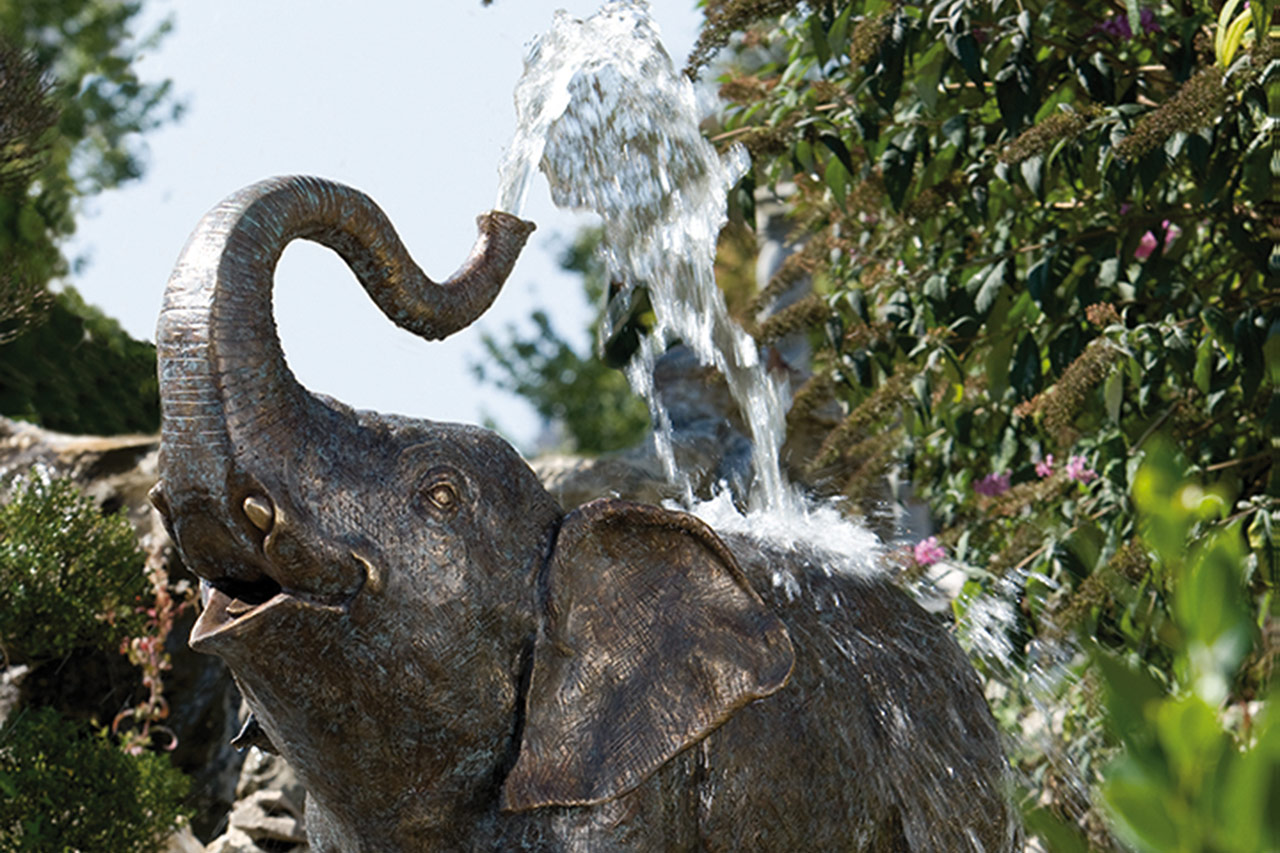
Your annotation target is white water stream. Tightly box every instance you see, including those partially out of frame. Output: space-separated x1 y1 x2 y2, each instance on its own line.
495 0 796 515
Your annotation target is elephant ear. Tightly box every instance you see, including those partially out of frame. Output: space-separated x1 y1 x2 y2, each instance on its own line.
501 499 794 811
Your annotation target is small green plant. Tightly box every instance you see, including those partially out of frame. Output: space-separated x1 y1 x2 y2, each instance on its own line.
0 706 190 852
0 470 149 664
1093 442 1278 852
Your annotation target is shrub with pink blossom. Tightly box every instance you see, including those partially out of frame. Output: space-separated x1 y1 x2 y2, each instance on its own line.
914 536 946 566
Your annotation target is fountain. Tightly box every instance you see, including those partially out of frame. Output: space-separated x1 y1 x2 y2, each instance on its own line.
147 2 1021 848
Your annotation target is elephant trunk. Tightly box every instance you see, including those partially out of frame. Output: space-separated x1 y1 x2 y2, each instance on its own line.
155 175 535 576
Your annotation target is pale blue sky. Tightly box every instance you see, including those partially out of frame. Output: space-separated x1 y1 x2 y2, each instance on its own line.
68 1 704 448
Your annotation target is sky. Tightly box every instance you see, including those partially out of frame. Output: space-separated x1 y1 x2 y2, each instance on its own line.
67 1 705 449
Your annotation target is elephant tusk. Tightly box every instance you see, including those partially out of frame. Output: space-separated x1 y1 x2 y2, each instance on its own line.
243 495 275 533
352 551 383 595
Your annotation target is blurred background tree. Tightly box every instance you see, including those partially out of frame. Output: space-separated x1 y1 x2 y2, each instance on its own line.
0 0 180 433
0 3 191 847
476 228 652 454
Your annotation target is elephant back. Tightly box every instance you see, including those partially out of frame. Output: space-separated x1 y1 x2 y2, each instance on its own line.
700 536 1021 853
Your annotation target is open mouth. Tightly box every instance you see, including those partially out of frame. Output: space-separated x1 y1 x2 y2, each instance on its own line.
189 562 365 649
191 574 287 647
213 575 283 616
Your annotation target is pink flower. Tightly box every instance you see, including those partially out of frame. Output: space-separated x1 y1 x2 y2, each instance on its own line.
1065 455 1098 483
1134 231 1159 260
914 536 946 566
975 472 1011 496
1035 454 1055 478
1134 220 1182 260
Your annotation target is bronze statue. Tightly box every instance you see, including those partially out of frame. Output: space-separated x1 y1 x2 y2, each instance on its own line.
153 175 1020 852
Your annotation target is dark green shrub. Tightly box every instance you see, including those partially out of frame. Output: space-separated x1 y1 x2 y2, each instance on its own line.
0 472 149 664
0 288 160 435
0 707 190 852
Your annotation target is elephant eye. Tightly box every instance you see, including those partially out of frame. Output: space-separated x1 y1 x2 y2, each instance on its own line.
424 481 458 512
410 465 466 518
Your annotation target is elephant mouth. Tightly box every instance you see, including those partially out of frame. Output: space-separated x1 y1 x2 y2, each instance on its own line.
189 561 366 651
190 575 289 649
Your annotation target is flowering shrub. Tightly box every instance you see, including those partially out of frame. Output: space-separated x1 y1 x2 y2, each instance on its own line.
913 535 946 566
693 0 1277 846
0 472 195 846
113 527 193 756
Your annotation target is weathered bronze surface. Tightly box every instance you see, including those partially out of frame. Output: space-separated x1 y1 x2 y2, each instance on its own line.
155 176 1020 852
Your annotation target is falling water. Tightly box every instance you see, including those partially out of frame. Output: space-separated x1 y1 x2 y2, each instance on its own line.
495 0 795 515
492 7 1069 838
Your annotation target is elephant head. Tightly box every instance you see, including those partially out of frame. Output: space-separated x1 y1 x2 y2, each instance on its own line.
153 176 793 849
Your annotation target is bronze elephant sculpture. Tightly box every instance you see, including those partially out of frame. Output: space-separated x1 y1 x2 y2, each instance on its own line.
153 175 1020 852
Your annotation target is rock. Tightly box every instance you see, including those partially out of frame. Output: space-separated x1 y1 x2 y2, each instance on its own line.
164 823 208 853
0 416 162 539
203 744 309 853
235 742 306 807
0 665 28 729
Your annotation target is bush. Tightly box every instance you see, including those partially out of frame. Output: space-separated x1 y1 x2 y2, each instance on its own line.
689 0 1277 846
1093 442 1278 852
0 471 149 664
0 288 160 435
0 707 190 852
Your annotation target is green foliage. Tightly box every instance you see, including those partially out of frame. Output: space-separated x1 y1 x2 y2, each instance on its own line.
0 39 57 343
705 0 1278 845
0 0 178 342
0 706 190 852
0 1 173 432
0 286 160 434
476 230 651 454
1095 442 1278 852
0 471 149 664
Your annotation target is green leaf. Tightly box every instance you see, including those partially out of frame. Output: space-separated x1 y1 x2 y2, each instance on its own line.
794 138 816 174
1125 0 1143 44
986 295 1014 399
880 142 916 210
1235 310 1265 397
1020 154 1044 199
1011 332 1042 400
1105 367 1123 423
828 3 853 57
975 260 1007 315
1194 336 1214 394
1027 255 1056 311
1177 527 1252 701
825 154 851 207
1023 806 1089 853
942 114 967 148
1265 320 1280 385
808 12 832 68
819 133 855 177
945 31 984 85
